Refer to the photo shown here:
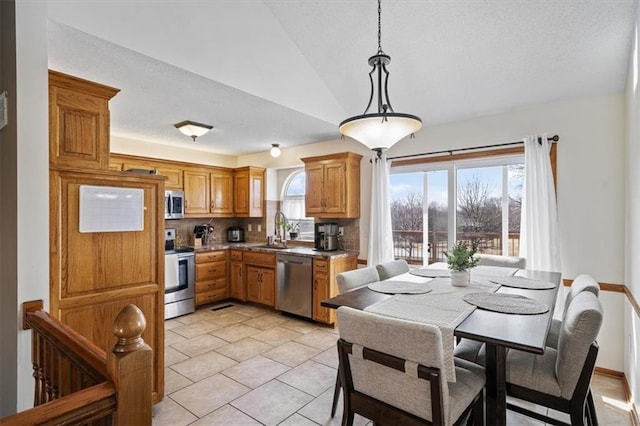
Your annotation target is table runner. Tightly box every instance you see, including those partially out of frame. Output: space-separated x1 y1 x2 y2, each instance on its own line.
364 274 499 382
367 280 433 294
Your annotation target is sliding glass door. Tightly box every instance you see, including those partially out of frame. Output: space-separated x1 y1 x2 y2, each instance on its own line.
390 155 523 265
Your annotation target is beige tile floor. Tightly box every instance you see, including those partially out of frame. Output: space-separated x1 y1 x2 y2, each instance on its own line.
153 303 634 425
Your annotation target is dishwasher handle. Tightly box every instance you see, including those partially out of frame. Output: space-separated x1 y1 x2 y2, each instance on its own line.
277 255 312 266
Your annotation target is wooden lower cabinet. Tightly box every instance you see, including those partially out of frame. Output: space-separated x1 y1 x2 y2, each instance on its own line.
244 251 276 307
229 250 246 301
195 250 228 305
313 255 358 324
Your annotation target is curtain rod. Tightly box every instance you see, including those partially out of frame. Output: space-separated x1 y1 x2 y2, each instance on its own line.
386 134 559 161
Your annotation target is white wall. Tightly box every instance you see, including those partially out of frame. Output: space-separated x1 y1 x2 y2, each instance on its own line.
15 1 49 411
111 136 237 168
625 7 640 416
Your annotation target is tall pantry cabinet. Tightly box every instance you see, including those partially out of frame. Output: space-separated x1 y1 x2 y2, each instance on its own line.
48 70 165 402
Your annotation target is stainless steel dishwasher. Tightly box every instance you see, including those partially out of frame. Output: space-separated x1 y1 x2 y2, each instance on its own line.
277 254 313 318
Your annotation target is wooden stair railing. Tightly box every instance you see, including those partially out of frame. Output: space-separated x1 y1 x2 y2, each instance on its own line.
0 300 152 426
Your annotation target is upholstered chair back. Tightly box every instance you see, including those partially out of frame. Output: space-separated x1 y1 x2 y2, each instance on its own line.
556 291 603 399
564 274 600 312
336 306 450 422
475 253 526 269
375 259 410 280
336 267 380 294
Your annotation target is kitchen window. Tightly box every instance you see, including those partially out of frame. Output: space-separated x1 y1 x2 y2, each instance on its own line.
281 170 314 241
390 154 525 265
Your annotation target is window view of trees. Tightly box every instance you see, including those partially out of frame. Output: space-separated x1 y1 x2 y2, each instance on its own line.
390 159 523 264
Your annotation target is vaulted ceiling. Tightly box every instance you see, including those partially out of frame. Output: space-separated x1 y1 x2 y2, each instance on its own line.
46 0 638 156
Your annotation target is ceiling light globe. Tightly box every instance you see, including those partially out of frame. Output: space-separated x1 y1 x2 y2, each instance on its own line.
270 144 281 158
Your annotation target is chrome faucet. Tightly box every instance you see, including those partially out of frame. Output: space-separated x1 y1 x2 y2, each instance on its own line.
274 211 288 247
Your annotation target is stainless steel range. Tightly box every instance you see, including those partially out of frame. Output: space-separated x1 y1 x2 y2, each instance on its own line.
164 228 195 319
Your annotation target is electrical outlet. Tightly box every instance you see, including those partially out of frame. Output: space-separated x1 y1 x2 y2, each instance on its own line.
339 226 344 236
248 224 252 232
258 224 262 232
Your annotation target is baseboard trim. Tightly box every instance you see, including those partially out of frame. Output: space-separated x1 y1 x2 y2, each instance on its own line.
595 366 624 378
620 371 640 426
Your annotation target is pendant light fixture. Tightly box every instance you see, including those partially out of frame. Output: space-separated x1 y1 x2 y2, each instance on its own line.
174 120 213 142
339 0 422 155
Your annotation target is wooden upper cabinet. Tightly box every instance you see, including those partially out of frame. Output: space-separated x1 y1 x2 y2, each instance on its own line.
210 168 234 216
301 152 362 218
155 165 182 190
184 170 210 215
49 70 120 170
234 166 265 217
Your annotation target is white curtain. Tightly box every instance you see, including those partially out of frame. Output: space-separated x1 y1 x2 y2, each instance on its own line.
368 153 395 266
519 134 561 273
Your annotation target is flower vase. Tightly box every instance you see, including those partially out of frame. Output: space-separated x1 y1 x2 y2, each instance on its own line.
450 270 469 287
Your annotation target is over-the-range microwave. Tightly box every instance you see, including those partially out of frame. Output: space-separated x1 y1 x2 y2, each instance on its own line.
165 190 185 219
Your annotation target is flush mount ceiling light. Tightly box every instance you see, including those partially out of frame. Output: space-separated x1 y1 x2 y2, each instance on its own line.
339 0 422 155
270 144 281 158
174 120 213 142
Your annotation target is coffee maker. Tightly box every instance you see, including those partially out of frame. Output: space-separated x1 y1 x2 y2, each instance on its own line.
314 222 339 251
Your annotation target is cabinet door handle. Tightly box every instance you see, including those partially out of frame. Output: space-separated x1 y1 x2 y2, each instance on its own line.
185 199 189 208
211 200 215 209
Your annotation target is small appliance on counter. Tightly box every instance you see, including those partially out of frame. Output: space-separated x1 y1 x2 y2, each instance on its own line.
314 222 339 251
227 226 245 242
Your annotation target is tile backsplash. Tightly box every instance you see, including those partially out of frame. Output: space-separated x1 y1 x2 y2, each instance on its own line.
165 211 360 253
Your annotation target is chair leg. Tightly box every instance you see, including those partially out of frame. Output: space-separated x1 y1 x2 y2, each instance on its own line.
586 389 598 426
331 371 341 417
471 392 484 426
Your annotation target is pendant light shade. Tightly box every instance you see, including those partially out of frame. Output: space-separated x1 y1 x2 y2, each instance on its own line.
339 0 421 152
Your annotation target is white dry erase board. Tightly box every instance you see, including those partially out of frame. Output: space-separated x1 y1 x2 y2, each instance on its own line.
79 185 144 233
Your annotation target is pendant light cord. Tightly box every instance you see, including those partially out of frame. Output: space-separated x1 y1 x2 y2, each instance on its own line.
377 0 383 55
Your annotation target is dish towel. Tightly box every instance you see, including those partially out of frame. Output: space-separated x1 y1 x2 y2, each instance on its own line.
364 277 499 382
164 254 180 288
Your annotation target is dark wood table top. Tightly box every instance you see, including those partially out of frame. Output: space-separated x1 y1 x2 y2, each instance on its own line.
321 268 561 354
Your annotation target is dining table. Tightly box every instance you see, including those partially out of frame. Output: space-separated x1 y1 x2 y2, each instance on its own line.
321 264 561 426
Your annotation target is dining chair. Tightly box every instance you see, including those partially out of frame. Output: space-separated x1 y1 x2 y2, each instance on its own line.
505 291 603 426
336 306 486 426
336 266 380 294
546 274 600 350
475 253 526 269
331 266 382 417
375 259 410 280
454 272 600 366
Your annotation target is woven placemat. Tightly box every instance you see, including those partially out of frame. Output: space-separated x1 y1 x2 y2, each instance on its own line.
409 268 451 278
462 292 549 314
489 276 556 290
368 281 433 295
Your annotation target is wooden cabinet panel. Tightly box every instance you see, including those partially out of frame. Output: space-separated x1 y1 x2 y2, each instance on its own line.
195 250 227 305
246 266 261 303
245 264 275 307
184 170 210 215
210 169 234 216
243 251 276 267
233 167 264 217
230 261 246 301
304 165 325 214
302 152 362 218
323 162 347 214
49 169 165 401
156 165 182 190
49 71 119 170
312 256 357 324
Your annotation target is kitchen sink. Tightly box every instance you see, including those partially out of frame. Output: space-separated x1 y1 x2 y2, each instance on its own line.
252 245 292 250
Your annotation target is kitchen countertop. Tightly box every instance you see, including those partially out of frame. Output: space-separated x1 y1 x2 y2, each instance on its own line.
186 242 358 259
